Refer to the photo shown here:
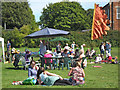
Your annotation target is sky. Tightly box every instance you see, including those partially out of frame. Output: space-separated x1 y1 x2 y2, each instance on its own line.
28 0 110 22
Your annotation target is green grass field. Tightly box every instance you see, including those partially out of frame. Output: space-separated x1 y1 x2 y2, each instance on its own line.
1 47 119 88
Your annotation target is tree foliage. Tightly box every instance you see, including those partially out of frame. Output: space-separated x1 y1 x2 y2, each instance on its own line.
40 2 91 31
86 9 94 29
2 1 119 49
2 2 36 29
2 25 40 48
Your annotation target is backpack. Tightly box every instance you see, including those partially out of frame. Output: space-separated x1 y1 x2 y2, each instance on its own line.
22 78 36 85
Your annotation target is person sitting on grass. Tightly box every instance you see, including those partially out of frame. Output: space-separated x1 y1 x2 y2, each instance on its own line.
74 48 80 58
89 48 96 59
85 49 90 58
100 54 104 60
69 48 74 56
105 53 112 63
37 67 72 86
52 49 57 56
68 62 85 85
95 54 102 64
111 56 118 64
12 60 39 85
28 60 39 84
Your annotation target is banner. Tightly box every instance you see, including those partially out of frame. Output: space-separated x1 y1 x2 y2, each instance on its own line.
91 3 110 40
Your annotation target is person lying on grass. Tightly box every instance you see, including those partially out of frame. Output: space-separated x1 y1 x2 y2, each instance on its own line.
68 62 85 85
37 67 72 86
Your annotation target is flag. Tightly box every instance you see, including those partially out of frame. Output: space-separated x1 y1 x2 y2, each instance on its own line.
91 3 110 40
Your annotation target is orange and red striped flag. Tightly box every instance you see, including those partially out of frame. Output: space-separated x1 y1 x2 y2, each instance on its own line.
91 3 110 40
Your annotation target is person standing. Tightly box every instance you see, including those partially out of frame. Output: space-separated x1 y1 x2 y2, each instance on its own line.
7 40 11 52
71 41 76 54
46 41 50 50
40 40 46 67
40 40 46 56
64 43 70 51
80 44 85 57
56 43 61 54
100 42 105 55
108 42 111 55
7 40 11 62
13 50 21 69
105 41 110 58
64 43 70 54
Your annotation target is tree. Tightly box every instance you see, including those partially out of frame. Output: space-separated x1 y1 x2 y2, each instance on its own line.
86 9 94 29
40 2 91 31
2 2 36 29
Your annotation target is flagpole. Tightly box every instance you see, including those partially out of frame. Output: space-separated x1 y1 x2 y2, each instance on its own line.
91 3 96 40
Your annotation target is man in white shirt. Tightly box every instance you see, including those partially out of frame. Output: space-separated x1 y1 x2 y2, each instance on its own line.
80 44 85 55
64 43 70 51
95 54 102 63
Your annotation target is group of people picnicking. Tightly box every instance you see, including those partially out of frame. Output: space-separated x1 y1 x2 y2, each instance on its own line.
11 40 87 86
6 40 118 86
12 59 85 86
39 40 88 69
96 41 118 64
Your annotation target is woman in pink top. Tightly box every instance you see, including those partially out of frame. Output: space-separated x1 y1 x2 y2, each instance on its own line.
44 50 53 69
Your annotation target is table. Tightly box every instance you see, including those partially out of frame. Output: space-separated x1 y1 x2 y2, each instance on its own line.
40 56 76 70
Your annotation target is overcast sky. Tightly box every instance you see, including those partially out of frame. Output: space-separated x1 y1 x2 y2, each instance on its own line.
28 0 110 22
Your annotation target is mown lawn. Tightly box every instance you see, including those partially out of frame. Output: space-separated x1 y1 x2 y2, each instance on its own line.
2 63 118 88
1 47 119 88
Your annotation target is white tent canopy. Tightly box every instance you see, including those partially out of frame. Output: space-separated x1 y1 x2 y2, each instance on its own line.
0 37 5 64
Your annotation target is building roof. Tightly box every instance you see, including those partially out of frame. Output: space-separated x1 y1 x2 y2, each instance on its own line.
82 29 91 32
103 3 110 9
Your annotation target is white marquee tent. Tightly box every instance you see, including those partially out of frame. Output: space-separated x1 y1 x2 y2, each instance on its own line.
0 37 5 64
